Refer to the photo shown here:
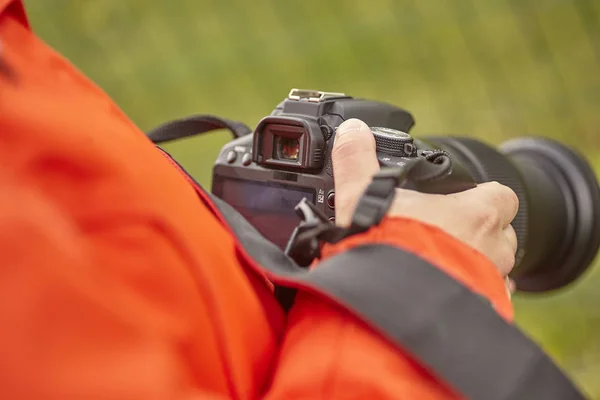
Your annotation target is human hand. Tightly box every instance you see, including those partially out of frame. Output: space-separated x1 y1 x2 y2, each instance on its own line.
331 118 519 278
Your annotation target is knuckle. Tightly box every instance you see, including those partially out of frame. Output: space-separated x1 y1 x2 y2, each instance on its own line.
474 181 519 225
490 181 519 212
476 204 503 232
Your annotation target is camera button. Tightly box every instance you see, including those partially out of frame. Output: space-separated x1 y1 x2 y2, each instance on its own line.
242 153 252 166
328 216 336 223
226 151 237 163
327 191 335 209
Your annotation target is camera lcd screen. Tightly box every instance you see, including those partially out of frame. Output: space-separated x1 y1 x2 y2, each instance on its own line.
212 177 316 249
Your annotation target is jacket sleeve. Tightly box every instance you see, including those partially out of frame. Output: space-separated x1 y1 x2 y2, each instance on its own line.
0 161 513 400
0 173 222 400
264 217 514 400
0 162 512 400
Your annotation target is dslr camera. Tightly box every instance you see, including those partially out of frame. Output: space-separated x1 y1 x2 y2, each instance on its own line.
212 89 600 293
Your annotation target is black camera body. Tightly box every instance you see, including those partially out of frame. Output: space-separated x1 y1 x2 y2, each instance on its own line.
208 88 600 292
212 89 476 249
145 85 598 292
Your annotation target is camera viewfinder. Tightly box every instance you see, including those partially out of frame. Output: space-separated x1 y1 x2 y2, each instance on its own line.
275 136 300 160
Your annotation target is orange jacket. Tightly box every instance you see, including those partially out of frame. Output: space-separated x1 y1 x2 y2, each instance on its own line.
0 1 513 399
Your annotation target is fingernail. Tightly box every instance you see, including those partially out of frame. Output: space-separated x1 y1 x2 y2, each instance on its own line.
337 119 364 137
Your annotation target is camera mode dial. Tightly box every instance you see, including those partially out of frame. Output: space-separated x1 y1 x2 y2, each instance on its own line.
371 127 416 157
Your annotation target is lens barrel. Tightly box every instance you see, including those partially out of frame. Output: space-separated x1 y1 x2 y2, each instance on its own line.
425 136 600 292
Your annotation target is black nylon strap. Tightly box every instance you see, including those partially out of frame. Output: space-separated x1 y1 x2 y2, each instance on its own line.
347 166 414 233
146 115 252 143
204 191 585 400
302 246 584 400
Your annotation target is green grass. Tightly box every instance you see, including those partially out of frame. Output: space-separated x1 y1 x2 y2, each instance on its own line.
25 0 600 396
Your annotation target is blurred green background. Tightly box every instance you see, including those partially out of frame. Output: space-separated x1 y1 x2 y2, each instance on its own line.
25 0 600 396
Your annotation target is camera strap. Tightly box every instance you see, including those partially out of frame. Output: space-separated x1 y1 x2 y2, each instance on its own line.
146 114 252 143
149 119 585 400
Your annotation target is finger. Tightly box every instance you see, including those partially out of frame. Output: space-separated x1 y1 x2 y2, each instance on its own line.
332 118 380 225
473 181 520 227
503 224 518 254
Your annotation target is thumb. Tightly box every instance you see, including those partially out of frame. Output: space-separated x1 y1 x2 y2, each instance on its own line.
332 118 380 226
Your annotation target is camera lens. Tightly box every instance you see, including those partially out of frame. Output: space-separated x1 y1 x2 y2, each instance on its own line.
275 136 300 161
424 136 600 293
